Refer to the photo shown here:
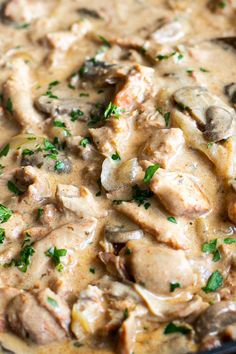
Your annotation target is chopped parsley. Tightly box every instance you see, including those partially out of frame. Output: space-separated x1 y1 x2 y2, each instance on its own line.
44 139 57 152
104 102 124 119
48 80 60 90
6 98 13 114
156 52 176 61
0 164 4 175
7 181 23 196
5 233 35 273
80 137 91 148
79 92 89 97
0 144 10 158
202 239 221 262
89 267 95 274
111 152 121 161
70 109 84 122
167 216 177 224
200 67 210 73
164 112 171 127
132 185 153 208
207 142 214 149
0 204 12 223
202 270 223 293
37 208 43 221
0 228 5 244
164 322 191 335
218 1 226 8
124 308 129 319
143 164 160 183
53 120 66 128
47 296 58 308
95 191 101 197
170 282 181 292
202 239 217 253
22 149 34 156
16 22 30 29
98 35 111 48
43 91 58 99
125 247 132 255
45 246 67 271
224 237 236 244
54 160 65 172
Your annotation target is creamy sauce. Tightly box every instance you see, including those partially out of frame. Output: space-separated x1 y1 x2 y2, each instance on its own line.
0 0 235 353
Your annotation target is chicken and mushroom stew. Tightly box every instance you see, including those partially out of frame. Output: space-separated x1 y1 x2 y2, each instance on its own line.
0 0 235 353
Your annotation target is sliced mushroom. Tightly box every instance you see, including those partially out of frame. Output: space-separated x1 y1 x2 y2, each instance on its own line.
173 86 210 125
195 301 236 339
105 225 143 243
35 95 92 121
204 106 233 142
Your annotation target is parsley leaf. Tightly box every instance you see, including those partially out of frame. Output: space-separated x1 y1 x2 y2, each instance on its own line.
170 282 181 292
48 80 60 90
224 238 236 244
98 35 111 48
202 239 217 253
80 137 91 148
143 164 160 183
0 228 5 244
70 109 84 122
124 308 129 319
6 98 13 114
47 296 58 307
45 246 67 271
111 152 121 161
164 322 191 335
156 52 176 61
164 112 171 127
54 160 65 172
37 208 43 221
89 267 95 274
132 185 153 207
167 216 177 224
0 204 12 223
7 181 23 196
0 144 10 158
22 149 34 156
212 249 221 262
104 102 124 119
53 120 66 128
202 270 223 293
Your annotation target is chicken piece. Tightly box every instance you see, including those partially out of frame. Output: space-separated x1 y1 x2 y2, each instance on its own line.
56 184 106 218
89 117 131 156
7 292 67 344
2 0 48 23
25 219 97 286
114 201 189 250
140 128 185 168
147 167 210 218
36 288 70 333
3 212 25 240
0 287 21 331
71 285 105 341
127 241 194 295
117 312 137 354
14 166 52 204
3 59 42 131
136 98 166 129
46 20 92 51
113 64 154 112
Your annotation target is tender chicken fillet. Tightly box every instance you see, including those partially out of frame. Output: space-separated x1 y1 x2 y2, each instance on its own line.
3 59 42 131
127 241 194 295
0 287 21 331
7 292 67 344
113 64 154 112
147 168 210 218
139 128 185 168
114 201 189 249
56 184 106 218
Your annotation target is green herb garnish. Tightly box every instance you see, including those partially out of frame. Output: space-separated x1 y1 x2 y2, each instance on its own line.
6 98 13 114
170 282 181 292
164 322 191 335
45 246 67 271
143 164 160 183
104 102 124 119
202 270 223 293
0 228 5 244
0 205 12 223
167 216 177 224
0 144 10 158
7 181 23 196
111 152 121 161
47 296 58 307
